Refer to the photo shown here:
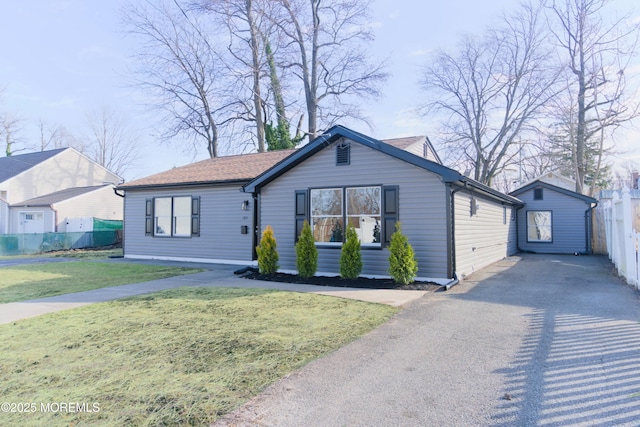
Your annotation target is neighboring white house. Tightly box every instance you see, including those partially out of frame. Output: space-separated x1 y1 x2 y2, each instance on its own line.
9 185 123 233
0 148 122 234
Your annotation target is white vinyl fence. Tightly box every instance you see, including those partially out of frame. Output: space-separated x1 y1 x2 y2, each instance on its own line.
601 188 639 289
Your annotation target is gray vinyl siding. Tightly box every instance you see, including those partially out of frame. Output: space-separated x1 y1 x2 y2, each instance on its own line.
454 190 516 278
258 138 449 279
516 187 591 254
124 185 253 263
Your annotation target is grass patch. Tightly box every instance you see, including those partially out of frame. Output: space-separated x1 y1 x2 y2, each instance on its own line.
0 287 397 426
0 247 123 260
0 262 201 303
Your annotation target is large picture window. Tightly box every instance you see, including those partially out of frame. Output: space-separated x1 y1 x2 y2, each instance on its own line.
310 186 382 246
527 210 552 242
148 196 199 237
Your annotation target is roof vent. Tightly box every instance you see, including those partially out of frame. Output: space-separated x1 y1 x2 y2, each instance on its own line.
336 142 350 165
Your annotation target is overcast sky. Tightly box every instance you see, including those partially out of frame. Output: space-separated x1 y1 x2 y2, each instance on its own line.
1 0 638 181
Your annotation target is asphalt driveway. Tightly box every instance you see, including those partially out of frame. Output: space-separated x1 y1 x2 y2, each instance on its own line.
216 254 640 426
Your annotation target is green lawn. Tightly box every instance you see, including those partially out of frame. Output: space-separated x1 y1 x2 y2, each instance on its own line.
0 287 397 426
0 262 201 303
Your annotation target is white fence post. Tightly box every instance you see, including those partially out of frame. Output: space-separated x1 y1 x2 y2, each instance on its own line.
621 188 638 287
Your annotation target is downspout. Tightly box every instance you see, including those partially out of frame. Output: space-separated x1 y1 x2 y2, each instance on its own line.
52 207 58 232
515 204 524 252
113 187 125 255
585 201 598 254
444 182 467 290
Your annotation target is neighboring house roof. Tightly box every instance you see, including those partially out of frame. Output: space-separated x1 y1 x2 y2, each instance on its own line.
383 135 443 164
516 172 581 192
243 125 522 205
119 150 296 189
510 180 597 204
0 148 67 183
10 185 112 207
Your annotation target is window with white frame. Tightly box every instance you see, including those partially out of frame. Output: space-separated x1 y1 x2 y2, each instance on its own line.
527 210 552 242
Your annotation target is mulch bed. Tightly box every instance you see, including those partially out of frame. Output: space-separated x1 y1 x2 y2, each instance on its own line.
239 270 442 292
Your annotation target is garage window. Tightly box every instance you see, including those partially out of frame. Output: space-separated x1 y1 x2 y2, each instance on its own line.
527 210 552 242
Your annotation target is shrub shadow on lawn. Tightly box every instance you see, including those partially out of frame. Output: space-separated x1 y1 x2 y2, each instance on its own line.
241 270 442 292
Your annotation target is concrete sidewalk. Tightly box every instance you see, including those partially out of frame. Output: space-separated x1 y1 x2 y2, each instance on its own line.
0 263 428 324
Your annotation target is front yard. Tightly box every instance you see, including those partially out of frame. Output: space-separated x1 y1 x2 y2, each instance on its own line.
0 261 201 303
0 287 396 426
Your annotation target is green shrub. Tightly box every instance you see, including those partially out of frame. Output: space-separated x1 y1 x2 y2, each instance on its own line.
388 222 418 285
340 225 362 279
296 220 318 278
256 225 279 274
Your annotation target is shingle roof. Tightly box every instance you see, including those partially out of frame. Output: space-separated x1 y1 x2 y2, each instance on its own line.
11 185 111 207
243 125 523 206
382 136 424 149
510 180 596 203
0 148 67 183
119 149 296 189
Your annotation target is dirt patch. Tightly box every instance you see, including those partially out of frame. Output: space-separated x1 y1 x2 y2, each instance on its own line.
240 271 442 292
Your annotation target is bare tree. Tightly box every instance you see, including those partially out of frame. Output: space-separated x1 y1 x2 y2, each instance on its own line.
85 107 139 177
37 119 87 153
420 2 559 186
124 0 233 158
548 0 640 194
272 0 387 139
196 0 270 152
0 113 24 157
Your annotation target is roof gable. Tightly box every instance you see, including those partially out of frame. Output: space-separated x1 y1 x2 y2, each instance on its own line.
243 125 521 205
10 185 112 207
510 180 596 204
0 148 67 183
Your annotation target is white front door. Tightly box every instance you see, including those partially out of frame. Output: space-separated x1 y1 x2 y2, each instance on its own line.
20 212 44 234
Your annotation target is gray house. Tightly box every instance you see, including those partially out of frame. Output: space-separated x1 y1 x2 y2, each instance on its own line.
242 126 521 283
510 180 597 254
120 126 522 283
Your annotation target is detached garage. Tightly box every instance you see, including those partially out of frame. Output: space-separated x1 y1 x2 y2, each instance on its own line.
510 180 597 254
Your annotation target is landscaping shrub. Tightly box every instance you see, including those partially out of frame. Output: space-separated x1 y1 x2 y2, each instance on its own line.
388 222 418 285
296 220 318 278
340 225 362 279
256 225 279 274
